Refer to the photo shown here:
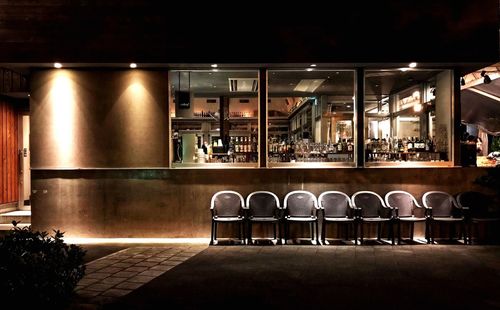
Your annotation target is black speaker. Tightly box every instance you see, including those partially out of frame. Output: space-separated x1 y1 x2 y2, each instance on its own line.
176 91 190 109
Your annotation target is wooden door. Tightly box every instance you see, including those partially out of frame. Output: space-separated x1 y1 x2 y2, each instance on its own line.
0 99 18 205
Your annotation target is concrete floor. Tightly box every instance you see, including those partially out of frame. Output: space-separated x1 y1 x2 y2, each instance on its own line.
67 243 500 310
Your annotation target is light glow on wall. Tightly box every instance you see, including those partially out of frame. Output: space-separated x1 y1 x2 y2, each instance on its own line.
49 71 77 166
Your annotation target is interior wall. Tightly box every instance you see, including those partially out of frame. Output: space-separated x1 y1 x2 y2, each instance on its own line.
30 69 169 168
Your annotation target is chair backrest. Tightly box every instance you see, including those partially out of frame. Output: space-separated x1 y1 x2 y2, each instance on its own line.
211 191 245 217
422 191 458 217
385 191 420 217
318 191 353 218
352 191 387 218
284 190 318 217
456 191 494 218
246 191 281 217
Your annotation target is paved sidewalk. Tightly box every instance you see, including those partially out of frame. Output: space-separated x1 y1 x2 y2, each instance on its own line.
71 245 206 308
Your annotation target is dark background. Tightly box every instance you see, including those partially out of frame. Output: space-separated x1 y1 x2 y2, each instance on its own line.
0 0 498 63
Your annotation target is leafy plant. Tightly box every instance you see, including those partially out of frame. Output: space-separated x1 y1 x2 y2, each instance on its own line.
491 136 500 152
474 168 500 197
0 221 86 307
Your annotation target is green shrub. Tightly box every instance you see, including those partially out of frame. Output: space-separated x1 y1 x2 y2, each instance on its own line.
0 221 86 307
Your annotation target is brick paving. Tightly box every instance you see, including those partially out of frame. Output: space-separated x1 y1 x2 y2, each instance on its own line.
73 246 206 307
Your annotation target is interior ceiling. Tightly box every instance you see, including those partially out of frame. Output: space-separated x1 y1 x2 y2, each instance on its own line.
170 69 442 99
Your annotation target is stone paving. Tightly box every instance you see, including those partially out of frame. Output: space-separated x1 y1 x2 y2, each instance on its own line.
75 245 206 306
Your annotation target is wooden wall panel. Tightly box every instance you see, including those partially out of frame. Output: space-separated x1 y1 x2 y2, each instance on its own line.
0 99 18 205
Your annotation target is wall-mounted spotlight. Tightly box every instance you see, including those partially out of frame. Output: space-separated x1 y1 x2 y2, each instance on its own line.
129 63 137 69
481 71 492 84
460 77 465 86
54 62 62 69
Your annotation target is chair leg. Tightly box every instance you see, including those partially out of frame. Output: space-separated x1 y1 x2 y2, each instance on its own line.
397 220 402 245
461 221 466 245
377 222 381 241
273 222 277 240
248 221 252 245
410 222 415 241
390 221 395 245
354 222 358 245
344 223 349 241
210 220 215 245
284 221 288 245
360 222 364 245
214 221 218 243
309 222 314 241
278 221 282 245
315 221 319 244
322 220 326 243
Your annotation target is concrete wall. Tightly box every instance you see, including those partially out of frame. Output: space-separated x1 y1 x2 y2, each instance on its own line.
30 69 494 239
31 168 491 238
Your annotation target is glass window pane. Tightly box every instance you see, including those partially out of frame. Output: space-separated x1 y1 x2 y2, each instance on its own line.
268 70 355 167
364 69 453 165
169 70 259 167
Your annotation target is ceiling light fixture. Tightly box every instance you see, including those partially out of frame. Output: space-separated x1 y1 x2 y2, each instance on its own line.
400 67 409 72
54 62 62 69
481 71 491 84
409 62 417 68
211 64 218 68
310 64 317 67
129 63 137 69
306 68 314 72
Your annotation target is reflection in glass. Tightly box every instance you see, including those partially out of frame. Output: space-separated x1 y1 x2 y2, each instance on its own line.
268 70 355 165
364 69 452 163
169 70 259 167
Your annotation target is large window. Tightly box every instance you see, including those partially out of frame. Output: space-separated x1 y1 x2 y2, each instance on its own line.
169 70 259 167
364 69 453 166
268 70 356 167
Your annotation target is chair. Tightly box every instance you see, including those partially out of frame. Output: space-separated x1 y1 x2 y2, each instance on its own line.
456 191 500 244
246 191 282 244
385 191 429 244
422 191 466 244
210 190 246 245
352 191 394 245
283 190 319 244
318 191 357 244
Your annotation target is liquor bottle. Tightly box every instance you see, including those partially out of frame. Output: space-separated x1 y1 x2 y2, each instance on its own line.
407 137 413 152
337 138 343 152
398 139 404 152
347 139 353 152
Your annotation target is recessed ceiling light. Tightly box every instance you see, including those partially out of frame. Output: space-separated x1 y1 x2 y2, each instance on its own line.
212 69 219 72
400 67 409 72
54 62 62 69
129 63 137 69
306 68 314 72
310 64 317 67
211 64 218 68
409 62 417 68
346 105 351 108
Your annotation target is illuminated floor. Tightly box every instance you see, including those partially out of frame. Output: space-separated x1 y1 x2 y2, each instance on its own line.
99 244 500 310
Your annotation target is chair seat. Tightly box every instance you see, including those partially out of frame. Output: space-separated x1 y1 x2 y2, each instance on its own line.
324 217 355 222
398 216 426 222
432 216 464 222
360 217 391 222
249 217 279 222
285 216 317 222
213 216 244 222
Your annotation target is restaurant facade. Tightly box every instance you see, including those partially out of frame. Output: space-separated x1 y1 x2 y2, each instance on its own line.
0 1 498 238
